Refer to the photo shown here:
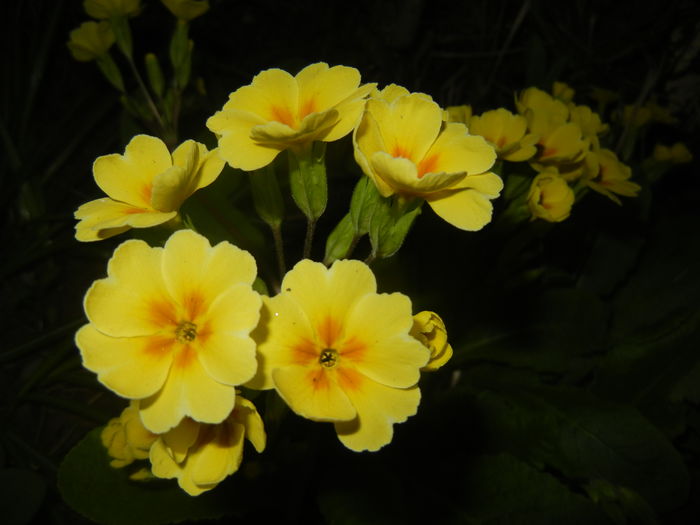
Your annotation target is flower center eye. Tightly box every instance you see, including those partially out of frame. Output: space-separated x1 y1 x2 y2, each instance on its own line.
319 348 338 368
175 321 197 343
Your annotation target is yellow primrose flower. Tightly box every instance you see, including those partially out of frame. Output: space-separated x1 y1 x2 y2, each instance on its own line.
101 401 157 468
653 142 693 164
67 21 115 62
516 87 569 125
621 105 652 127
468 108 539 162
552 81 575 102
353 86 502 231
74 135 225 242
84 0 141 19
527 170 574 222
76 229 262 433
247 259 429 452
585 149 640 205
161 0 209 21
150 394 265 496
206 63 376 171
444 104 472 125
410 311 453 371
568 104 608 147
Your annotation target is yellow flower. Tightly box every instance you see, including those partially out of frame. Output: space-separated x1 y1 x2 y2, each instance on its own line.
74 135 225 242
585 149 640 205
84 0 141 19
516 87 569 125
67 21 115 62
444 104 472 125
150 394 265 496
468 108 539 162
527 170 574 222
621 105 652 127
101 401 157 468
568 104 608 147
206 63 376 171
552 81 575 102
161 0 209 21
410 311 453 371
653 142 693 164
247 259 429 452
76 229 262 433
353 86 502 231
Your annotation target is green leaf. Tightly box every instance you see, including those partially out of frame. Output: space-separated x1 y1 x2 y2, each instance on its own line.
349 176 382 235
58 428 232 525
468 378 689 513
0 468 47 525
324 213 357 264
454 453 608 525
288 142 328 221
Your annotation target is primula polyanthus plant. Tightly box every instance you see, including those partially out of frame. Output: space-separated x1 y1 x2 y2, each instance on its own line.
69 52 651 502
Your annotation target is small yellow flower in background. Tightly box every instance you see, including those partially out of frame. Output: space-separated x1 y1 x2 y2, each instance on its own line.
516 87 569 125
621 105 652 128
569 105 608 148
410 311 453 371
444 104 473 125
67 21 115 62
527 170 574 222
248 259 429 452
552 81 575 102
74 135 224 242
646 100 676 125
468 108 539 162
101 401 157 468
161 0 209 21
653 142 693 164
353 85 502 231
207 63 376 171
585 149 641 205
150 394 265 496
84 0 141 19
76 229 262 433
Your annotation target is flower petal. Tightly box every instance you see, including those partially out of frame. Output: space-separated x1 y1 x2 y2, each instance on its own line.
93 135 171 207
343 293 428 388
272 365 356 422
334 370 421 452
427 180 501 231
188 421 245 487
161 416 201 463
84 240 174 337
424 123 496 176
370 151 465 194
76 325 173 399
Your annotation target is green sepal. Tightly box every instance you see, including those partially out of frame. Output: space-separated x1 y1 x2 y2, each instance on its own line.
249 164 284 228
96 53 125 92
349 176 383 235
288 142 328 221
252 276 269 296
324 213 357 265
368 195 422 259
144 53 165 99
109 15 132 58
169 20 191 88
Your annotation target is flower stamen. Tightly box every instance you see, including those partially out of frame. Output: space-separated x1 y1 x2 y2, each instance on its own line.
319 348 338 368
175 321 197 343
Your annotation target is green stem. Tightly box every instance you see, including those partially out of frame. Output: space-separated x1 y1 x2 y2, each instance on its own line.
125 54 169 141
303 217 317 260
271 223 286 279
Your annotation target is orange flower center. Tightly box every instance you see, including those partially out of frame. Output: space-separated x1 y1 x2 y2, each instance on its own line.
319 348 339 368
175 321 198 343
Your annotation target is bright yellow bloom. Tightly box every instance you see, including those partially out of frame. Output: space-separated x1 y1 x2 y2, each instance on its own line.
527 170 574 222
101 401 157 468
353 86 502 231
206 63 375 171
568 104 608 147
84 0 141 19
410 311 453 371
248 259 429 452
516 87 569 125
468 108 539 162
444 105 472 125
653 142 693 164
585 149 640 205
161 0 209 21
150 394 265 496
67 21 115 62
74 135 224 242
76 229 262 433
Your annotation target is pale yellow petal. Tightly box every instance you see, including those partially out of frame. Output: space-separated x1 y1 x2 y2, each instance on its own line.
196 329 258 387
161 417 200 463
150 166 190 212
343 293 428 388
427 185 497 231
76 325 173 399
296 63 358 113
424 123 496 176
229 68 299 124
84 240 174 337
272 365 356 422
188 422 244 487
334 373 421 452
322 85 375 142
370 152 465 194
234 396 267 453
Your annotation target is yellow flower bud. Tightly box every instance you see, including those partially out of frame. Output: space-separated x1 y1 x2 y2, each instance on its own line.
161 0 209 21
527 171 574 222
101 402 157 468
410 311 453 371
67 21 115 62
